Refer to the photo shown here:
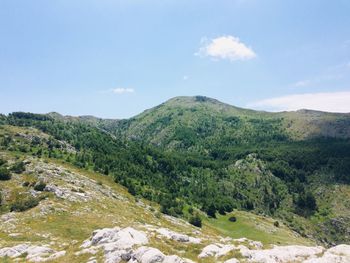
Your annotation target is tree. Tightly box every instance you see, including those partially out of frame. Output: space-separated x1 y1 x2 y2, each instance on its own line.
205 203 217 218
189 213 202 227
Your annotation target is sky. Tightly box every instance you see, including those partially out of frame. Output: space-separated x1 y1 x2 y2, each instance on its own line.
1 0 350 118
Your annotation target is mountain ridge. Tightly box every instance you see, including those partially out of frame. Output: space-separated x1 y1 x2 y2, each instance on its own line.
6 95 349 121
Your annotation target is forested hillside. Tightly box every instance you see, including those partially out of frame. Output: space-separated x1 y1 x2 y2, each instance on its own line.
1 96 350 246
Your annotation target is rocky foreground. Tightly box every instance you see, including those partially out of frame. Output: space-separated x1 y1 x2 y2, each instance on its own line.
1 225 350 262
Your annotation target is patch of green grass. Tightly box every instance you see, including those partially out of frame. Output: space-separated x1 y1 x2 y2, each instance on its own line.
205 211 314 246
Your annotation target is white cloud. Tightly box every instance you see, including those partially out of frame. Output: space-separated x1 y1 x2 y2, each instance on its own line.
111 88 135 94
248 91 350 113
195 35 256 61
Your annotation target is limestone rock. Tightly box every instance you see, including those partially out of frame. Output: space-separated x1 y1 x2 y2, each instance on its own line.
240 245 324 263
303 244 350 263
132 246 165 263
82 227 148 250
198 243 235 258
224 259 240 263
163 255 186 263
156 228 201 244
80 227 148 263
0 244 65 262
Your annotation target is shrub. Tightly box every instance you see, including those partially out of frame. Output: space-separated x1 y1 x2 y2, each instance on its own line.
0 158 6 166
10 196 39 212
34 181 46 191
274 221 280 227
218 207 226 215
205 203 217 218
11 161 26 174
229 216 237 222
22 181 30 187
189 213 202 228
0 167 11 181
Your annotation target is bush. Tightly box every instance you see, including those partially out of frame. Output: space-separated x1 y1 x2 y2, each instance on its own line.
205 203 217 218
33 181 46 191
189 213 202 228
11 161 26 174
218 207 226 215
274 221 280 227
10 196 39 212
0 158 6 166
22 181 30 187
0 167 11 180
229 216 237 222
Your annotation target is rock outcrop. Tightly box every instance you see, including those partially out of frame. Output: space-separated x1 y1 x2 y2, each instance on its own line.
0 244 65 262
199 242 350 263
240 245 324 263
303 244 350 263
155 228 201 244
80 227 148 263
79 227 195 263
198 243 236 258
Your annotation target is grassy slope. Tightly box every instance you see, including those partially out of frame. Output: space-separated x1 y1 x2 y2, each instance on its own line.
206 211 313 247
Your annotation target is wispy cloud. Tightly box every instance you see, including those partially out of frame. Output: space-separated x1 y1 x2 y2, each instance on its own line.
111 88 135 94
291 74 343 88
248 91 350 113
195 35 256 61
292 80 312 88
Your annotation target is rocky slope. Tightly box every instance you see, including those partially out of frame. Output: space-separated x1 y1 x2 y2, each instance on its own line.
1 150 350 263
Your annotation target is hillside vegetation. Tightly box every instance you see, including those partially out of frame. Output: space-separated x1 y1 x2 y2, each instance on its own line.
0 125 322 263
1 96 350 249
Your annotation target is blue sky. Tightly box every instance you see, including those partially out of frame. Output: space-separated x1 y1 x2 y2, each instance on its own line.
1 0 350 118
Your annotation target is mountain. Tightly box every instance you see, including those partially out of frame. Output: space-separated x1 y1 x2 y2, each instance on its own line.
1 96 350 255
111 96 350 152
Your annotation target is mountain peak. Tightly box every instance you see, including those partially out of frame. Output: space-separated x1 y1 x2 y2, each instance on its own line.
164 95 231 106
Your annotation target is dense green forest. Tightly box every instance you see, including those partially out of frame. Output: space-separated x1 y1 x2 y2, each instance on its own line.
1 97 350 245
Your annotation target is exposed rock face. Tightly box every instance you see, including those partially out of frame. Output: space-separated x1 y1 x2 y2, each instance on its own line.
224 259 240 263
131 246 191 263
232 238 263 249
199 242 350 263
44 184 91 202
79 227 195 263
198 243 235 258
0 244 65 262
303 244 350 263
80 227 148 262
155 228 201 244
240 245 324 263
132 246 165 262
81 227 148 249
